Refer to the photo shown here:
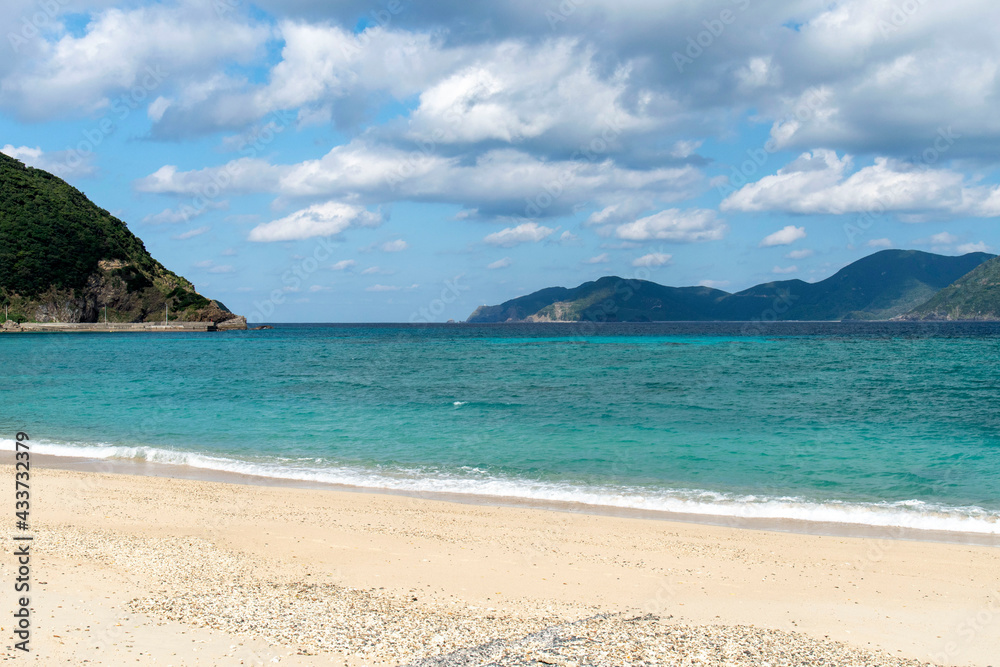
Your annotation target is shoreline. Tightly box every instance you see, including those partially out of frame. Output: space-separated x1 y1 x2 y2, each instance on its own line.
9 461 999 665
33 452 1000 547
1 321 220 332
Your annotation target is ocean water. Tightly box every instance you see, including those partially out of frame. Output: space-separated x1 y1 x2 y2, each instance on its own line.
3 322 1000 535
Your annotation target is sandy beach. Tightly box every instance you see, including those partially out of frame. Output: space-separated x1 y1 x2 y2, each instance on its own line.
3 460 998 666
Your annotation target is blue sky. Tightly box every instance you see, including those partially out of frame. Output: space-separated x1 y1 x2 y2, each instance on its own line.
2 0 999 322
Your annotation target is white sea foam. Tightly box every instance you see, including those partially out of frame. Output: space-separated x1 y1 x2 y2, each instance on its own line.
5 438 999 535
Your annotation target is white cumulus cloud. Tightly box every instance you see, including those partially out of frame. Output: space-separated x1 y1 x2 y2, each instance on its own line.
380 239 409 252
135 141 702 220
957 241 993 254
330 259 356 271
723 150 1000 218
1 144 95 179
361 266 395 275
760 226 807 248
249 202 381 242
918 232 959 245
0 2 269 122
785 248 814 259
632 253 672 268
615 209 726 243
483 222 557 247
172 226 210 240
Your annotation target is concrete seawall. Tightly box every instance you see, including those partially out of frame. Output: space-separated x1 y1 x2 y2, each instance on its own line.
2 321 219 333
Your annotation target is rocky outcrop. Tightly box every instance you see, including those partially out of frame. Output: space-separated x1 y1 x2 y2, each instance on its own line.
216 315 248 331
1 151 245 326
2 266 237 325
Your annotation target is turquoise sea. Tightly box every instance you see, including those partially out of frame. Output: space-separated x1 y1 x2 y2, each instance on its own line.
3 322 1000 534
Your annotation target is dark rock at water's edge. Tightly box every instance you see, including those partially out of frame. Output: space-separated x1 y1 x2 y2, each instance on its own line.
0 151 245 328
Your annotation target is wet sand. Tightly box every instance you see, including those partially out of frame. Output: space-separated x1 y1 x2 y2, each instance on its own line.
3 461 998 665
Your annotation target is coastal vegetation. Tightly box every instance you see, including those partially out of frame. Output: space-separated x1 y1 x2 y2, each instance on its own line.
0 152 240 325
905 255 1000 320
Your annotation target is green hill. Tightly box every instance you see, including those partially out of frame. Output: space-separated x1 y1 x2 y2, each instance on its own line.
904 255 1000 320
0 152 241 325
466 250 996 323
466 278 730 323
720 249 994 321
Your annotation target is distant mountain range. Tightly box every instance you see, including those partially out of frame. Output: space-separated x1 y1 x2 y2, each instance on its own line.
467 250 999 323
0 151 244 326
